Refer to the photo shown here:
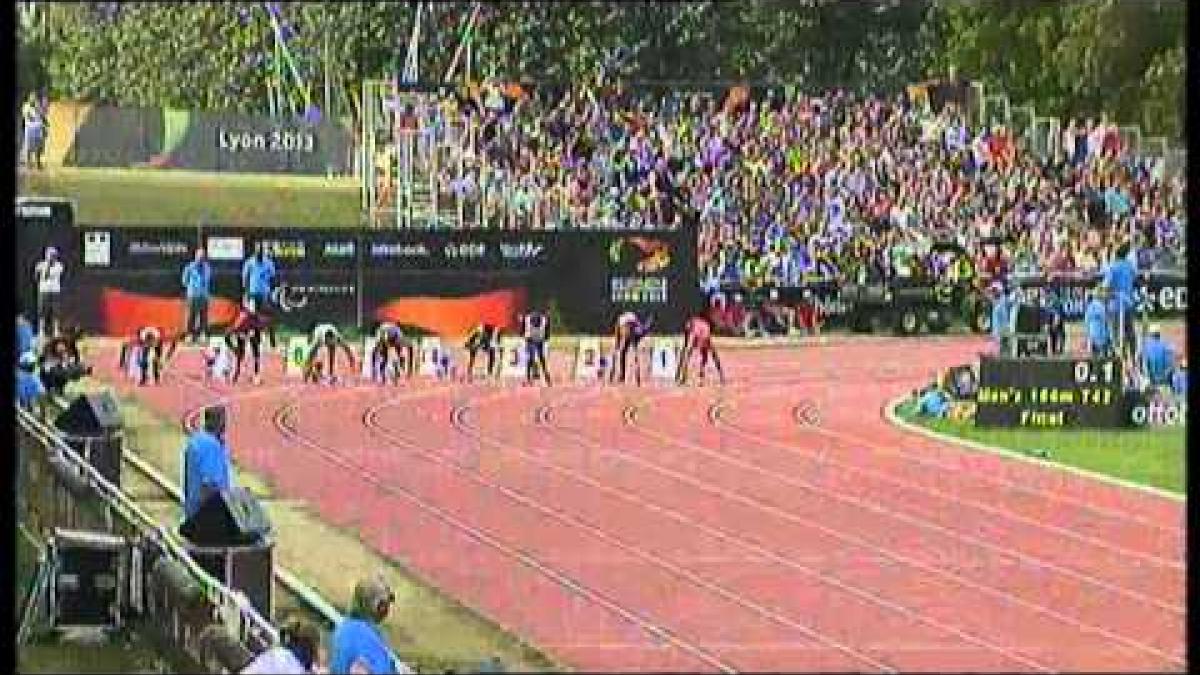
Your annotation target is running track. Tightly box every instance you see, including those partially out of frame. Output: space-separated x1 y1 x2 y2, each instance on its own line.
91 336 1185 672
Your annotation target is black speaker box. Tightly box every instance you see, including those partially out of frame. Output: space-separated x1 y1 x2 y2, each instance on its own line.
184 539 275 621
55 392 123 435
50 529 127 629
179 488 272 547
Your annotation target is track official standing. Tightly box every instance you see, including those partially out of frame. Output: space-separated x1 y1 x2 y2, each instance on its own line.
34 246 65 339
242 244 278 348
1140 324 1175 388
1102 241 1138 358
182 247 213 343
988 283 1013 355
17 314 35 360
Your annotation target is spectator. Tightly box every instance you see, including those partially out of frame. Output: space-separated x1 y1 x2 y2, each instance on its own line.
330 576 409 674
16 351 46 412
182 405 232 521
34 246 65 339
1083 286 1113 358
21 92 46 170
17 314 35 360
1139 324 1175 389
38 327 91 397
242 244 278 348
182 247 213 343
988 283 1013 355
242 615 323 674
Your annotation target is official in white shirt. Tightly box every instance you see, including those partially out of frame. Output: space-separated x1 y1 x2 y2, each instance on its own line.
34 246 65 338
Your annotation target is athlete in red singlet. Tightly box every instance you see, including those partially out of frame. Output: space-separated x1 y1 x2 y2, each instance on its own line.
677 314 724 385
118 325 178 386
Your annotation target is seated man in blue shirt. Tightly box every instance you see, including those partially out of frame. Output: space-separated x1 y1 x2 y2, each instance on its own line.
182 405 233 520
1083 285 1113 358
1139 324 1175 388
915 384 951 419
331 576 407 674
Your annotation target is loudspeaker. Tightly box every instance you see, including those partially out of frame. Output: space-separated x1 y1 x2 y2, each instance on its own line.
1014 303 1044 334
184 539 275 620
50 529 127 630
55 392 123 435
179 488 272 547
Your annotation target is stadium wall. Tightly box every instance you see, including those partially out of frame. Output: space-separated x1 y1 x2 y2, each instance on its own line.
39 101 354 175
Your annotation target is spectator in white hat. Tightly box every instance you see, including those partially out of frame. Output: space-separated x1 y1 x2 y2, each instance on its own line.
34 246 65 339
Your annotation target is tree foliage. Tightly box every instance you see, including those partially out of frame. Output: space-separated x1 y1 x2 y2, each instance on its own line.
19 1 1184 139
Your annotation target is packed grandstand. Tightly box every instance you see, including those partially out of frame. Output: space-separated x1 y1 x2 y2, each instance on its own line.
370 81 1187 297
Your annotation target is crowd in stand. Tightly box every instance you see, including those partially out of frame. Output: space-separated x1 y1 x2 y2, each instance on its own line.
383 81 1186 297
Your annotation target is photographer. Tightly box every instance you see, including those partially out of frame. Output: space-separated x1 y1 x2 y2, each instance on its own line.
242 615 323 674
38 327 91 397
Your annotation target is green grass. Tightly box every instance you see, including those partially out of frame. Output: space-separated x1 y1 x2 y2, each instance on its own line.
895 400 1185 495
19 167 361 228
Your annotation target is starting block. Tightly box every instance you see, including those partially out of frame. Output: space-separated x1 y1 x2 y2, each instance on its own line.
650 338 680 382
285 336 308 378
574 338 603 382
500 337 527 380
361 337 378 380
419 337 443 377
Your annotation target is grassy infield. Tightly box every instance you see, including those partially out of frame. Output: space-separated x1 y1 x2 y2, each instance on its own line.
16 167 1186 670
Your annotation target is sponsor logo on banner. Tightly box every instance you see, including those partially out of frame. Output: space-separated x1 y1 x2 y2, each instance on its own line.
499 241 545 261
258 239 306 260
419 337 443 377
574 338 603 381
370 242 431 259
285 337 309 378
500 337 527 379
611 276 669 303
271 283 310 313
1130 398 1186 427
207 236 245 261
83 231 111 267
322 241 356 258
650 338 679 381
218 127 317 154
129 240 190 257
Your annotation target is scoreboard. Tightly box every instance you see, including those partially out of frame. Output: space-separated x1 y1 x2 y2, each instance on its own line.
975 356 1128 428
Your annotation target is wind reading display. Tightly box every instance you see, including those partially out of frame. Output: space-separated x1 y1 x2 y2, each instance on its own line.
975 356 1127 428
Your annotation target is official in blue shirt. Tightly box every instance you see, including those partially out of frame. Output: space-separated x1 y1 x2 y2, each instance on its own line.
1102 242 1138 355
1140 325 1175 387
1083 287 1112 358
17 315 35 360
182 406 232 520
242 245 277 305
16 352 45 410
181 248 213 343
331 576 404 674
241 244 278 348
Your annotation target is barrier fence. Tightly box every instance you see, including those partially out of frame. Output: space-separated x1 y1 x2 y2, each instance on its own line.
17 405 278 673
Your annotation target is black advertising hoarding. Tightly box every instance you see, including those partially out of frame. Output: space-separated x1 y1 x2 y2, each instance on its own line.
974 356 1128 429
27 222 697 337
1015 274 1187 320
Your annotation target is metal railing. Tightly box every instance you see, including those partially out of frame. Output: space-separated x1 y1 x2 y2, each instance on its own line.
17 405 279 673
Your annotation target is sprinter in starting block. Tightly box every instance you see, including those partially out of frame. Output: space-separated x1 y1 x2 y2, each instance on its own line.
118 325 178 386
371 322 415 383
520 309 552 386
464 322 502 382
677 313 724 386
225 299 271 384
304 323 356 384
610 311 653 386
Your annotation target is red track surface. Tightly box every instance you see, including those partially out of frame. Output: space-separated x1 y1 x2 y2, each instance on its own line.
91 336 1185 672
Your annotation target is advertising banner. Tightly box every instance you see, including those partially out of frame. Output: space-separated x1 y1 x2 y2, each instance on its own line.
20 222 698 337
